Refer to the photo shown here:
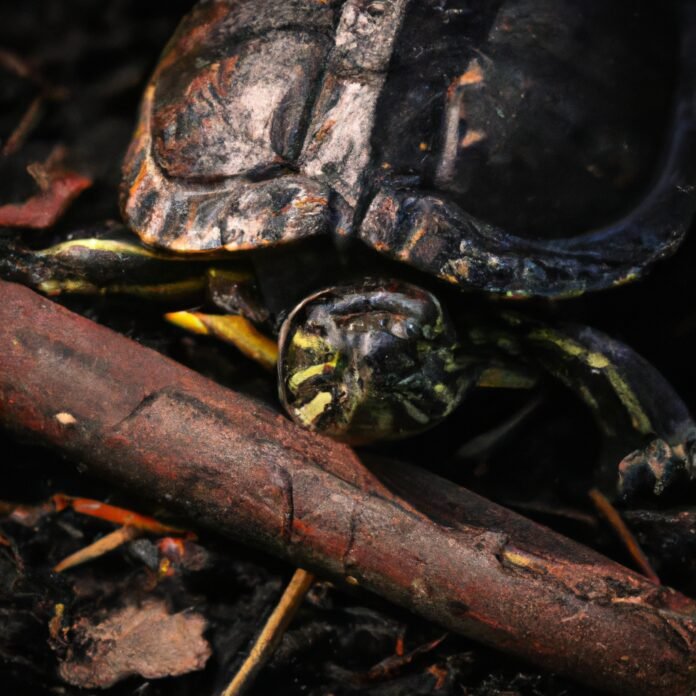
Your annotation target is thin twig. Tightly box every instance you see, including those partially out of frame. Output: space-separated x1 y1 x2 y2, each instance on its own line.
221 568 315 696
52 494 189 535
53 526 142 573
589 488 660 585
2 95 43 157
166 310 278 372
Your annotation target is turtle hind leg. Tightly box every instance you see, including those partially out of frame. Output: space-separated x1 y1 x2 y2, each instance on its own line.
512 319 696 498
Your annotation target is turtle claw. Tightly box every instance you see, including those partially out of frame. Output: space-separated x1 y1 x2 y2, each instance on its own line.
618 439 696 498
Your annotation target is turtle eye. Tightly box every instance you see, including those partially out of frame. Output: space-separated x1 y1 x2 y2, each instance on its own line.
277 280 478 444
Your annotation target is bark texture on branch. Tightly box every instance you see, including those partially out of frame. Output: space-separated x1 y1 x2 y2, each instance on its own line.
1 280 695 695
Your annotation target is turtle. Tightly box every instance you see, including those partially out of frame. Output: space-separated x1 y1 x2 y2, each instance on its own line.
15 0 694 492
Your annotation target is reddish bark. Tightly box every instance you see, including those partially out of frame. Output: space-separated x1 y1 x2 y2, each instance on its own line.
1 280 695 695
0 151 91 228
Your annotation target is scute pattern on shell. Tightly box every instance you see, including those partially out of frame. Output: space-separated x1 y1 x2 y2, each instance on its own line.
121 0 409 253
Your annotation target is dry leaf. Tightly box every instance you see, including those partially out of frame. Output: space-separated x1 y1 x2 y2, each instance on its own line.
57 596 210 688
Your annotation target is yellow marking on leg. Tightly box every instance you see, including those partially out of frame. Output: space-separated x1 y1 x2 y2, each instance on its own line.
38 279 98 296
37 238 167 259
37 237 236 262
587 352 610 369
528 329 653 434
602 365 652 433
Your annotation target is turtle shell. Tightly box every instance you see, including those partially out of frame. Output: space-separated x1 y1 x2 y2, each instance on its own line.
121 0 696 298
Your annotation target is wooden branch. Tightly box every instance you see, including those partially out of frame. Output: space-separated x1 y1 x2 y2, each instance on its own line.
1 280 695 695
